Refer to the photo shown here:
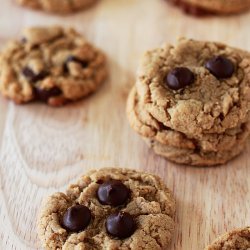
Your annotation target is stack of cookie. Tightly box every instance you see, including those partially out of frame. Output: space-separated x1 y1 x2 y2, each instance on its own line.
127 38 250 166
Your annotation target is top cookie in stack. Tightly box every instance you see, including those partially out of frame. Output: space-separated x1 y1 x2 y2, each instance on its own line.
127 38 250 166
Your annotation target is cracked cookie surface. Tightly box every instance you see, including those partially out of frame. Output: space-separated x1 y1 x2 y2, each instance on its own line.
166 0 250 15
205 227 250 250
16 0 98 14
38 168 176 250
0 26 107 106
136 38 250 137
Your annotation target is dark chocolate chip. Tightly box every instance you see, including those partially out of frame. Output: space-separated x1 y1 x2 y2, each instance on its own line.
96 179 104 184
106 212 136 239
34 86 62 102
205 56 234 79
62 205 91 232
64 56 89 72
22 67 49 83
166 67 195 90
97 180 130 206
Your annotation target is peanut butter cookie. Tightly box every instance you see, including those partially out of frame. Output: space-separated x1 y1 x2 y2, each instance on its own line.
0 26 107 106
38 168 176 250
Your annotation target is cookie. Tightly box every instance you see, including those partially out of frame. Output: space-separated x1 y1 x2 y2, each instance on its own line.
16 0 97 14
38 168 176 250
127 86 250 153
145 137 248 166
0 26 107 106
205 227 250 250
136 38 250 137
166 0 250 15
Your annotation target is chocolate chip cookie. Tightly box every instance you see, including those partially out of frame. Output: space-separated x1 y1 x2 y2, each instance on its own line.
127 87 250 166
136 38 250 137
127 38 250 165
16 0 98 14
166 0 250 15
38 168 176 250
205 227 250 250
0 26 107 106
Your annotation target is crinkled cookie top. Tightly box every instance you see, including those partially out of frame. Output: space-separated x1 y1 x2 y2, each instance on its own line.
38 168 176 250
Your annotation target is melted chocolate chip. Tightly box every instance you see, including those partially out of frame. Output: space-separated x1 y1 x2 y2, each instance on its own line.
97 180 129 206
62 205 91 232
106 212 136 239
64 56 89 72
166 67 195 90
205 56 234 79
22 67 49 83
34 86 62 102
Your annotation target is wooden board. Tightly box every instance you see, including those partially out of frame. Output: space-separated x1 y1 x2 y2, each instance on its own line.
0 0 250 249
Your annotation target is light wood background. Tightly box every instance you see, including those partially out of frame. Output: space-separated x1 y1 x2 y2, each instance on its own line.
0 0 250 249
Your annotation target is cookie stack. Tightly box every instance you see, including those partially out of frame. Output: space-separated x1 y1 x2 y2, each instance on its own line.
127 38 250 166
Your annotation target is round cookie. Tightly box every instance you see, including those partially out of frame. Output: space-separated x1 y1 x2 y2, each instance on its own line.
16 0 98 14
136 38 250 137
38 168 176 250
127 86 250 153
166 0 250 15
0 26 107 106
205 227 250 250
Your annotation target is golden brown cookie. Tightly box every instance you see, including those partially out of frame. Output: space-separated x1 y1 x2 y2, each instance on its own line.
205 227 250 250
16 0 98 14
166 0 250 15
38 168 176 250
0 26 107 106
144 137 248 166
136 38 250 137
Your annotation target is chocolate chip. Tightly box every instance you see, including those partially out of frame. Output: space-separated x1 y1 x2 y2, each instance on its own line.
22 67 49 83
96 179 104 184
166 67 195 90
62 205 91 232
205 56 234 79
34 86 62 102
97 180 130 206
64 56 89 72
106 212 136 239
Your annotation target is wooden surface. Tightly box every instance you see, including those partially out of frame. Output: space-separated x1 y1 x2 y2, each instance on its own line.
0 0 250 249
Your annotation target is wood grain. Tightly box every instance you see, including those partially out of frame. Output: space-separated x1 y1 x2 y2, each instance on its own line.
0 0 250 249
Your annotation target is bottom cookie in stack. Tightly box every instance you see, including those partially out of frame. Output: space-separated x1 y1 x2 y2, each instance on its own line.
127 87 250 166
